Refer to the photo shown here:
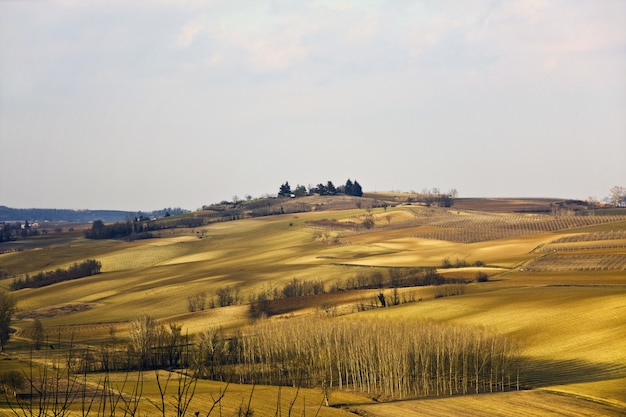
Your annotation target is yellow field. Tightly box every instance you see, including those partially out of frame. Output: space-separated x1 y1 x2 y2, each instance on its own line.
355 390 626 417
1 198 626 416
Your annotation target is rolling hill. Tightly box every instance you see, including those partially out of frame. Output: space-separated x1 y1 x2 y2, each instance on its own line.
1 195 625 416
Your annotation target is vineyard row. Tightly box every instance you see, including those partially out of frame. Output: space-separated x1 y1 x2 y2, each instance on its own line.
523 254 626 272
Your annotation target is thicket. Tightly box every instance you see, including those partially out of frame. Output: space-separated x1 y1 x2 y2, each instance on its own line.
10 260 102 290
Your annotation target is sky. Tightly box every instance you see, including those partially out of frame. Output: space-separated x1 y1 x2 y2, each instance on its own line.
1 0 625 211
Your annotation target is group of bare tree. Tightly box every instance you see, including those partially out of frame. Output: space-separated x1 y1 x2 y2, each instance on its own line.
196 317 523 399
67 316 187 373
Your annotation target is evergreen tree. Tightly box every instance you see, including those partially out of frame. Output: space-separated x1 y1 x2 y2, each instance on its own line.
326 181 336 195
315 183 327 195
352 180 363 197
278 181 292 197
345 179 354 195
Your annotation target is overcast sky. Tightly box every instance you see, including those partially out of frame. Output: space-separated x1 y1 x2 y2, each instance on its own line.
1 0 625 211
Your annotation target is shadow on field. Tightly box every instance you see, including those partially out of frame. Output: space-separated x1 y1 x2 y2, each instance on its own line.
523 358 626 388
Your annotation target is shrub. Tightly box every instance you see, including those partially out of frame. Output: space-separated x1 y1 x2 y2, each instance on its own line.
476 272 489 282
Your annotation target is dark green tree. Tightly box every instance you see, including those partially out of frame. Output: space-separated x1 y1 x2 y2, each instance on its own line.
326 181 336 195
278 182 292 197
352 180 363 197
344 179 354 195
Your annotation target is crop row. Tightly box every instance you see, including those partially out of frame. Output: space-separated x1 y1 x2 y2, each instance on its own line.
523 254 626 272
535 242 626 253
411 215 626 243
548 230 626 243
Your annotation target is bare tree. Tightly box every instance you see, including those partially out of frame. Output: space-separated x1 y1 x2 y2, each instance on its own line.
129 315 157 369
610 185 626 207
33 319 45 351
0 290 17 352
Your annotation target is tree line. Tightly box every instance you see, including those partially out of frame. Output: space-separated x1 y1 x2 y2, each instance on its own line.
84 217 203 240
183 268 459 319
10 259 102 290
248 269 462 318
278 179 363 197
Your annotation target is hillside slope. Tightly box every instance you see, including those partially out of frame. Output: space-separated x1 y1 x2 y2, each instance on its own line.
2 197 626 416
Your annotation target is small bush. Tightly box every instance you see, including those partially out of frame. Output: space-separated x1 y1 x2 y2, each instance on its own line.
476 272 489 282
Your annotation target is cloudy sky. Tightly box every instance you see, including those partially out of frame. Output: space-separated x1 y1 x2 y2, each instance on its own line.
1 0 625 211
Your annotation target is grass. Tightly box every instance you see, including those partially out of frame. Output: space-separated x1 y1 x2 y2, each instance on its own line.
2 198 626 416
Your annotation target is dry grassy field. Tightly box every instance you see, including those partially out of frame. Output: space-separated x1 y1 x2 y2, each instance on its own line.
1 196 625 416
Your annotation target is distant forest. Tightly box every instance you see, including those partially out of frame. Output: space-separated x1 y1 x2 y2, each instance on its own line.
0 206 187 223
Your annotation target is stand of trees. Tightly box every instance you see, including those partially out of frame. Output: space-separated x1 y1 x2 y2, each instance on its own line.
278 179 363 197
408 188 457 207
339 179 363 197
194 318 523 398
10 259 102 290
84 220 134 239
